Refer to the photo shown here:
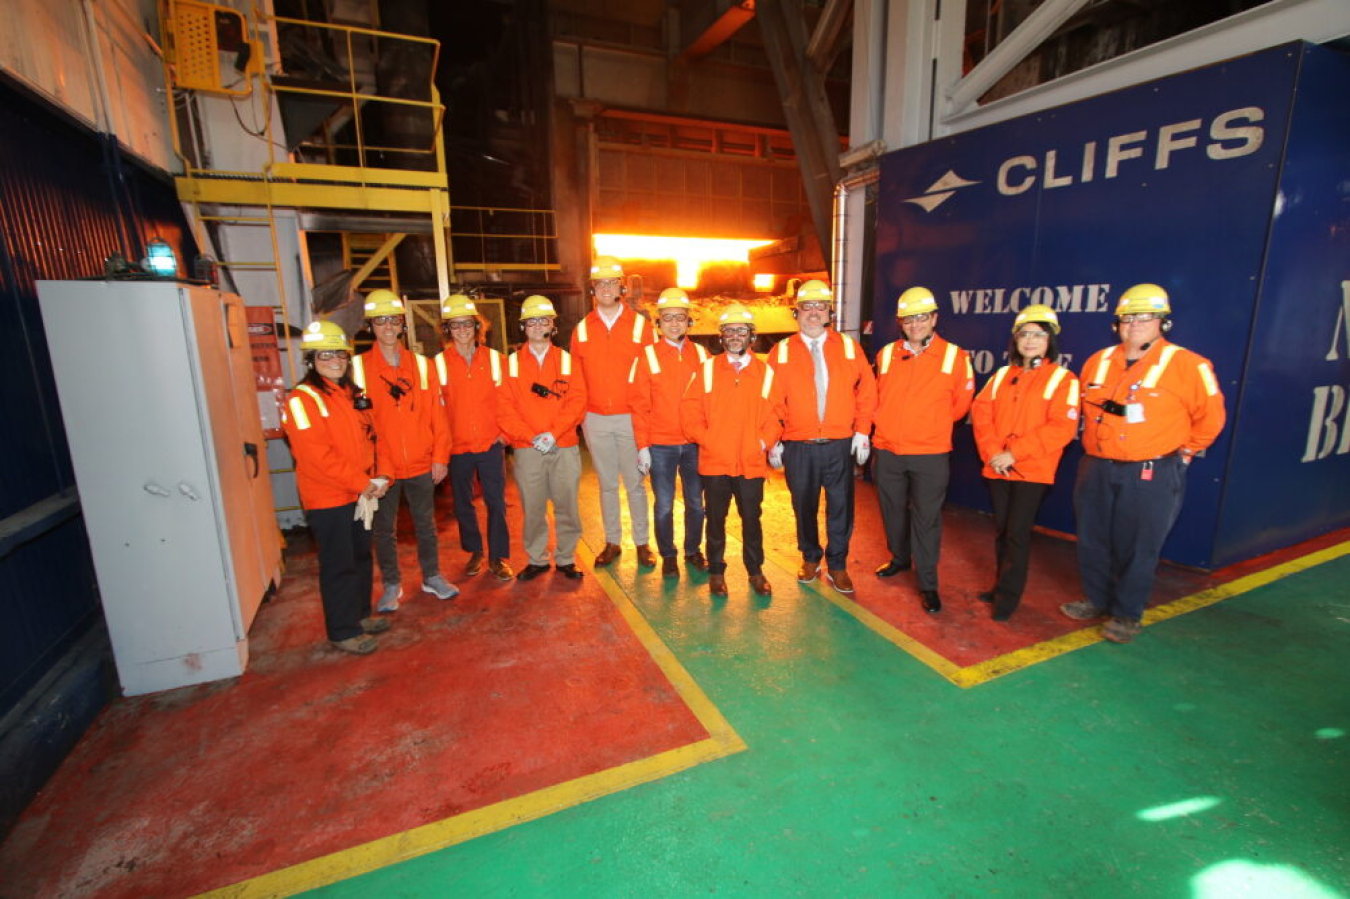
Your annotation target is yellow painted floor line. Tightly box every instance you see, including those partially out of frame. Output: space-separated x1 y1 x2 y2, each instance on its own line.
203 547 745 899
771 536 1350 690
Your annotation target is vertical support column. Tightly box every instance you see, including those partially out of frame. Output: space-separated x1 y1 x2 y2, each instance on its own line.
430 188 451 300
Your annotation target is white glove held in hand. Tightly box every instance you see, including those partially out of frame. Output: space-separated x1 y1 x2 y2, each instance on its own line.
768 441 785 470
851 432 871 466
637 447 652 476
532 432 557 454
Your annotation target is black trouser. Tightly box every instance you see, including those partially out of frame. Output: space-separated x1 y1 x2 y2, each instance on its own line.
1074 453 1187 622
987 478 1050 610
874 449 949 591
703 475 765 576
307 503 373 641
451 443 510 560
782 438 854 570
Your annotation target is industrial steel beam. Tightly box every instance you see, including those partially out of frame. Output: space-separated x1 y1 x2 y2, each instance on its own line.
944 0 1092 117
759 0 843 260
806 0 853 74
679 0 757 61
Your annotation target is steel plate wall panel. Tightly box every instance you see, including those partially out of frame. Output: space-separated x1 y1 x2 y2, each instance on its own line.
872 43 1348 570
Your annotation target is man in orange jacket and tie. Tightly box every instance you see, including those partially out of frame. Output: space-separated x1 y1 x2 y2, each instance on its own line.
872 287 975 614
767 280 877 594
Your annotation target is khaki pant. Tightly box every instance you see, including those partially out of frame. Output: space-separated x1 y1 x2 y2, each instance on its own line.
583 411 649 544
512 445 582 566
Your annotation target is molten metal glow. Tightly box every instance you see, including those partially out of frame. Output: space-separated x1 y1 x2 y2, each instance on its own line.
594 234 773 289
753 273 775 292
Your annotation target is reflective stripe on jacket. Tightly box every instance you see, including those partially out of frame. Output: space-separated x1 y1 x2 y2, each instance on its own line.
872 334 975 454
971 361 1080 483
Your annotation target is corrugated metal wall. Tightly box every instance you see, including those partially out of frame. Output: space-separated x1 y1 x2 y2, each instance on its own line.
0 73 196 723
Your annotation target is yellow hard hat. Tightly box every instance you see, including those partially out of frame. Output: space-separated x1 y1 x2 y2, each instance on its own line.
441 293 478 320
590 256 624 280
362 288 405 318
301 319 352 352
895 286 938 317
656 288 692 311
520 294 558 319
1116 283 1171 317
796 279 833 305
718 303 755 329
1013 303 1061 335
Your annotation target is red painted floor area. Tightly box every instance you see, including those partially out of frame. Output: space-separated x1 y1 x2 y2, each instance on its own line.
758 472 1346 668
0 491 710 898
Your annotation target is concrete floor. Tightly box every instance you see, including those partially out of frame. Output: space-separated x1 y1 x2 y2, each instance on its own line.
3 465 1347 898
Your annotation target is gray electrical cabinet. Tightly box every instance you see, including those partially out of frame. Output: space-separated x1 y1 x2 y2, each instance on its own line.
37 280 281 695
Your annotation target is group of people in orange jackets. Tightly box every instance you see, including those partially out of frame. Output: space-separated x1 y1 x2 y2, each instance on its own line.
282 263 1224 655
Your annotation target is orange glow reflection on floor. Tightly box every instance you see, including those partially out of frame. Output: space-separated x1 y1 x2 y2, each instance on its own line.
594 234 773 288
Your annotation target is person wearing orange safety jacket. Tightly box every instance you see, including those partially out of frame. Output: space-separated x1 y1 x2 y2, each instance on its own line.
351 290 457 612
570 256 657 569
680 304 785 599
971 304 1080 623
766 279 877 596
872 286 976 615
498 295 589 582
435 293 514 582
628 288 711 579
282 320 393 655
1062 283 1226 644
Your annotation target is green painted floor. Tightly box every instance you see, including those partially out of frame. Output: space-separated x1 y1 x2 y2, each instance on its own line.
313 551 1350 898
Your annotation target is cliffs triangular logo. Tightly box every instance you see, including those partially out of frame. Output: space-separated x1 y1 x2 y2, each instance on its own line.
904 171 980 212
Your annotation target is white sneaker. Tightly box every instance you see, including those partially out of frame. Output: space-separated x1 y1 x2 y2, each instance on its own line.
421 574 459 600
377 584 402 612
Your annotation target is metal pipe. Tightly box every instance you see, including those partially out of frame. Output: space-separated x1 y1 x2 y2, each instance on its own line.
831 179 848 332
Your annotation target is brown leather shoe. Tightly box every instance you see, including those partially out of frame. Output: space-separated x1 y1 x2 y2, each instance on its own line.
662 556 678 578
797 559 820 583
749 574 773 596
709 573 728 596
636 544 657 567
488 558 515 581
466 552 485 577
826 569 854 594
594 543 622 566
685 551 709 572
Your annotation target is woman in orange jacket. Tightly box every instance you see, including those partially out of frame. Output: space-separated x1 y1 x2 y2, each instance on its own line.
282 321 392 654
970 305 1080 621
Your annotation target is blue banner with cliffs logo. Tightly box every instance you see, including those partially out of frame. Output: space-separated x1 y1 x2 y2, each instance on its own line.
871 41 1350 569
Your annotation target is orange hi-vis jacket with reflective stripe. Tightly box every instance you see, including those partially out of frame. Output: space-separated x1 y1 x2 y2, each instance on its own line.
873 334 976 454
496 345 587 449
570 305 655 415
1079 338 1226 462
627 339 709 449
680 354 786 479
971 361 1080 484
767 330 877 441
282 381 387 511
435 344 505 455
351 347 450 480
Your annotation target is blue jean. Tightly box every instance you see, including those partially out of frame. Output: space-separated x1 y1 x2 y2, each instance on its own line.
450 443 510 560
649 442 704 559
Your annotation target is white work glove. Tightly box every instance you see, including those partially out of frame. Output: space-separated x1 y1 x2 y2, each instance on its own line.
851 432 871 466
637 447 652 476
532 432 557 454
768 441 785 470
355 494 378 530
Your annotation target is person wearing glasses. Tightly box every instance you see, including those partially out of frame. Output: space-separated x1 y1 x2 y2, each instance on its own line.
872 287 975 614
1063 283 1226 644
571 256 657 570
436 293 514 581
283 320 392 655
498 295 588 582
970 305 1080 622
351 289 457 611
766 279 877 595
680 304 786 598
628 288 711 579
